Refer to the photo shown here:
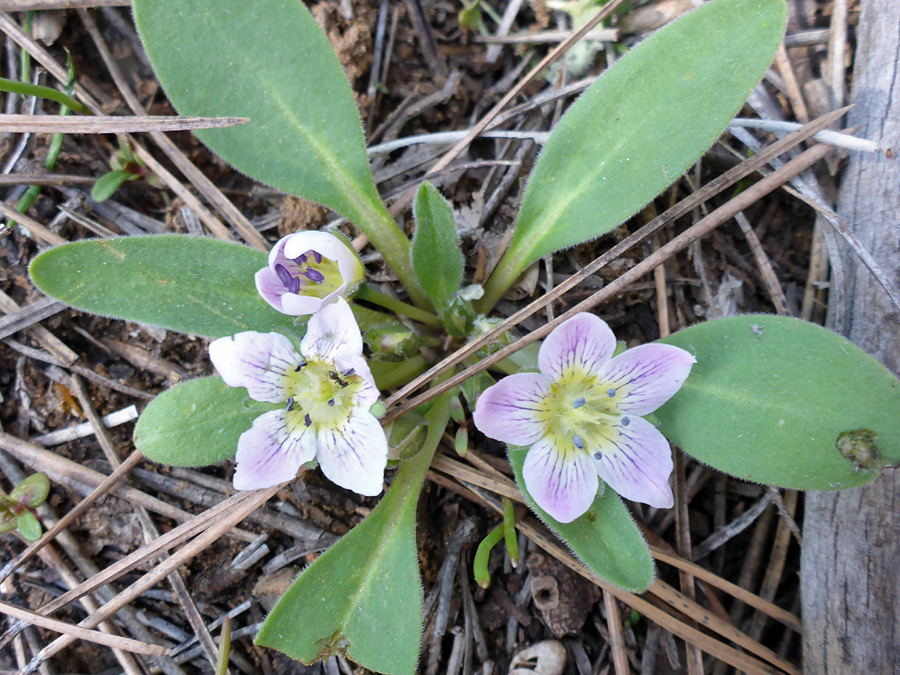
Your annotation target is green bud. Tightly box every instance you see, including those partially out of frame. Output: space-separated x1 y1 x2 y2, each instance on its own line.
449 396 466 425
454 426 468 457
388 409 429 460
365 325 420 362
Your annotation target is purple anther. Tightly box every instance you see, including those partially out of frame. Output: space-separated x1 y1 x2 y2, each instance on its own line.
292 253 308 264
341 368 355 377
572 397 586 409
294 361 307 372
285 397 294 412
313 250 322 264
328 398 335 407
275 264 300 294
573 434 585 449
304 267 325 284
621 416 630 426
304 413 312 427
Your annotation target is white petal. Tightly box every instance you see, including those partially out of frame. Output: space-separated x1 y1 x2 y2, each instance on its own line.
538 313 616 382
522 437 599 523
316 411 388 496
592 416 674 508
233 410 316 490
209 331 297 403
301 296 363 362
473 373 550 445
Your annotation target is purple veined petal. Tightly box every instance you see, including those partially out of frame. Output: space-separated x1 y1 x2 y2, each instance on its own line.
473 373 551 445
209 331 298 403
282 231 364 288
255 267 288 313
538 313 617 382
522 436 599 523
316 410 388 496
592 415 674 509
595 344 696 416
301 297 364 362
232 410 317 490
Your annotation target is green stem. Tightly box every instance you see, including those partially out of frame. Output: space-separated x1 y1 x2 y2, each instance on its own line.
356 199 431 310
370 354 428 391
502 497 519 566
0 77 90 115
473 524 505 588
356 283 442 327
474 246 526 315
393 378 453 497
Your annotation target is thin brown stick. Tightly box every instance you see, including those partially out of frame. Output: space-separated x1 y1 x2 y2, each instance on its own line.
0 115 248 134
32 491 257 621
0 0 128 9
22 486 279 672
0 200 65 245
382 107 849 419
0 173 95 186
386 142 836 421
0 451 143 584
603 590 630 675
0 600 166 656
673 449 704 675
773 43 809 123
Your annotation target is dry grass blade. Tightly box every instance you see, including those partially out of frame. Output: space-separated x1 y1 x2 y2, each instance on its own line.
0 115 248 134
431 454 522 502
0 600 166 657
603 590 630 675
0 174 95 186
382 107 851 419
0 451 143 584
21 485 279 672
386 141 838 421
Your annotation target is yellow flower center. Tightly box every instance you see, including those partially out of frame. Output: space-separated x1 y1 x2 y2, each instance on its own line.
282 359 364 433
536 369 624 457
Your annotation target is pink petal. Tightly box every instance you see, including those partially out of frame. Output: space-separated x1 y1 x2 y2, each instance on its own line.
522 437 599 523
538 313 616 382
209 331 297 403
300 297 363 362
473 373 550 445
233 410 316 490
592 415 674 508
595 344 696 415
316 411 388 496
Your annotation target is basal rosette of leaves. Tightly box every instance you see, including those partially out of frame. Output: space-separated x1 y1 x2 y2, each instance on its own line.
25 0 900 672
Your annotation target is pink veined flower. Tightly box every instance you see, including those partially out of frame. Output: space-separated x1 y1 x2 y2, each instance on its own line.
473 313 696 523
256 230 365 316
209 297 387 495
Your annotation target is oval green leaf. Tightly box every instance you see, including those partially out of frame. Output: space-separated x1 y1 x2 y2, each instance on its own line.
657 315 900 490
412 182 463 314
29 235 295 338
132 0 421 301
134 377 276 467
482 0 787 307
256 421 442 674
508 447 654 592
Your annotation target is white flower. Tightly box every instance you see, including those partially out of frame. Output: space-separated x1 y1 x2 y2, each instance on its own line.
209 298 386 495
255 231 364 316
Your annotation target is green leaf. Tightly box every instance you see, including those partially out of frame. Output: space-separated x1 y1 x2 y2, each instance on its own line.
91 169 135 202
10 473 50 508
480 0 787 308
132 0 424 305
412 182 463 314
29 235 296 338
16 510 42 542
256 399 449 674
656 315 900 489
134 377 276 467
508 448 654 592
